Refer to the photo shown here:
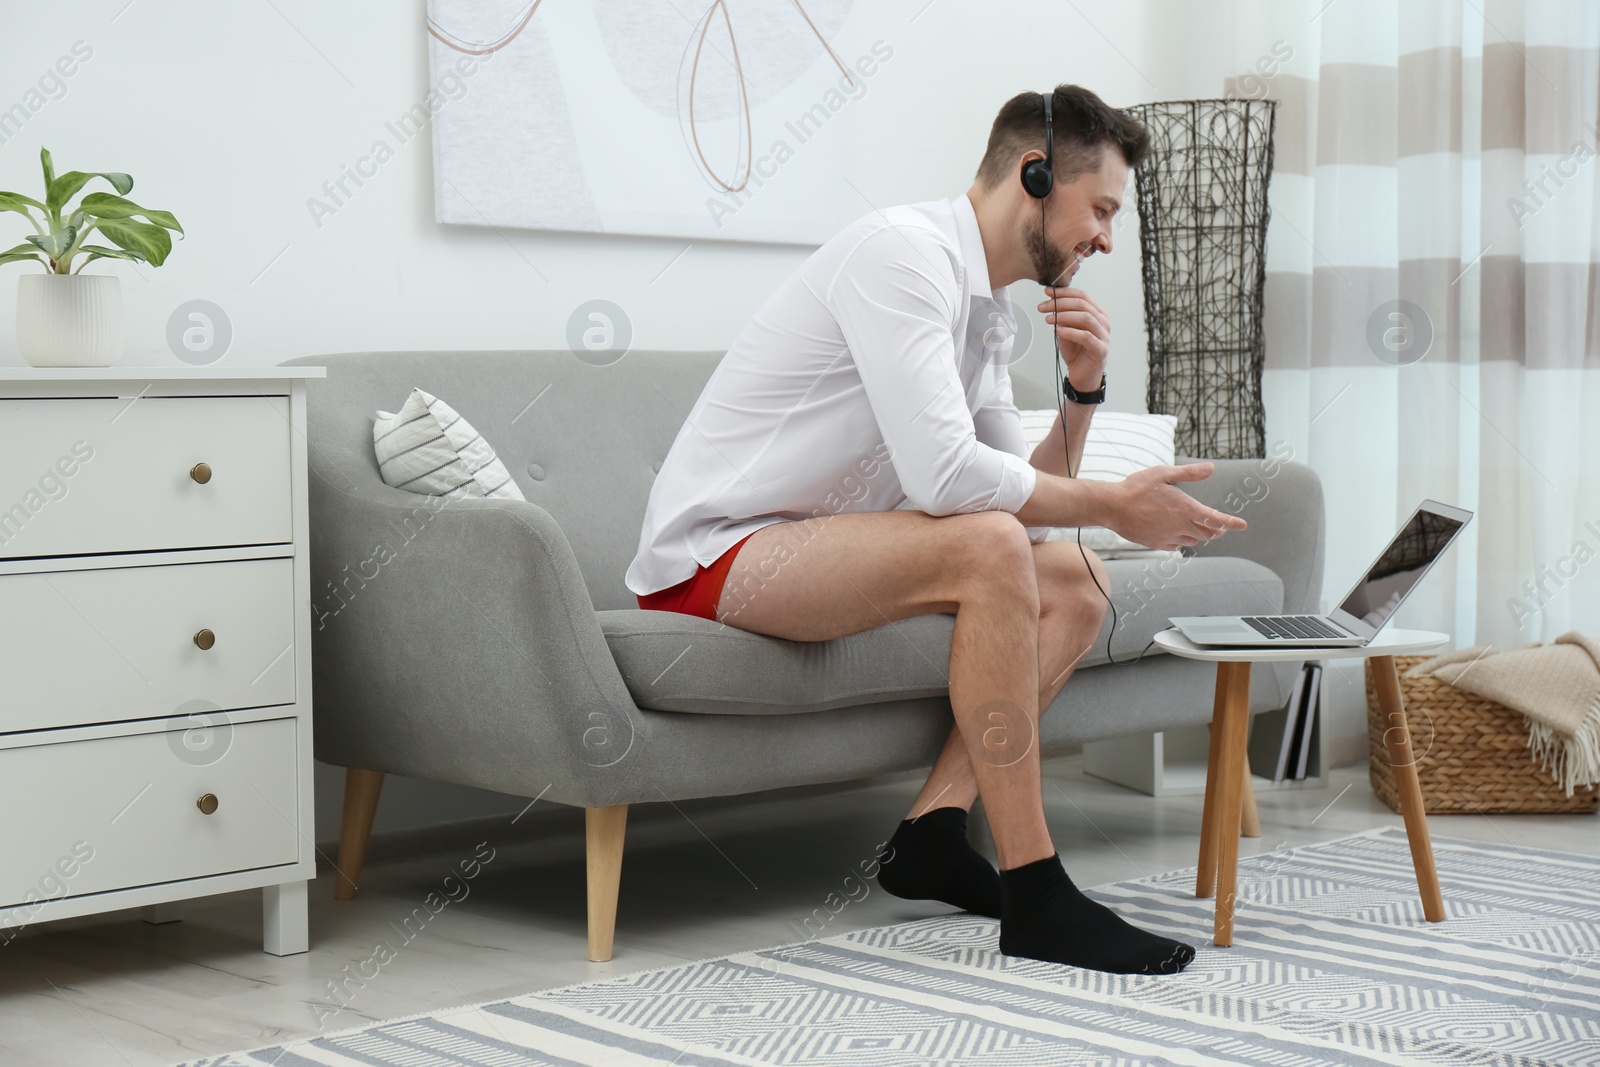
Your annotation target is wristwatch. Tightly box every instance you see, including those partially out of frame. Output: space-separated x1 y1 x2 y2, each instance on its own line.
1064 372 1107 405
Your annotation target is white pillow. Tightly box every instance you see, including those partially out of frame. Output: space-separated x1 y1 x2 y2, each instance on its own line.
1018 409 1179 555
373 388 525 500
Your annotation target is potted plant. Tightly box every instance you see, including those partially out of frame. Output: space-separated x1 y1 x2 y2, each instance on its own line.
1 147 183 367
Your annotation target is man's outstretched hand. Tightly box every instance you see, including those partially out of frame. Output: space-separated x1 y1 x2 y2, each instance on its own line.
1106 463 1247 550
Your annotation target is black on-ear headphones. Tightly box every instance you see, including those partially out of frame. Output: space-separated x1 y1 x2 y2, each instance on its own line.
1021 90 1054 199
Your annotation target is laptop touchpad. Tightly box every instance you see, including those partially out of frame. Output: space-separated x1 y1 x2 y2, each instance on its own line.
1189 624 1247 639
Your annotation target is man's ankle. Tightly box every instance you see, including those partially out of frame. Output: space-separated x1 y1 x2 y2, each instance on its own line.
906 803 972 822
997 842 1057 872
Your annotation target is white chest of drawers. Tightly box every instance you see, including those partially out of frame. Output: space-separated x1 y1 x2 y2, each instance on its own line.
0 366 324 956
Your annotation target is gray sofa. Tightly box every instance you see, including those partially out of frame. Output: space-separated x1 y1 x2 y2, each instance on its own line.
280 350 1325 961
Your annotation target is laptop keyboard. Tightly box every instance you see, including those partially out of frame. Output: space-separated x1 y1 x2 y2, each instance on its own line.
1243 615 1351 640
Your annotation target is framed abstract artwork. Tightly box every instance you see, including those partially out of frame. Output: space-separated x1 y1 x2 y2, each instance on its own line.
424 0 873 245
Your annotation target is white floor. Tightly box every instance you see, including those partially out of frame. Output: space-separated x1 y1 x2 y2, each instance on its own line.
2 754 1596 1066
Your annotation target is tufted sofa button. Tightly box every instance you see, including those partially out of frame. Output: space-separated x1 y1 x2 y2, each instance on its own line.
526 463 546 481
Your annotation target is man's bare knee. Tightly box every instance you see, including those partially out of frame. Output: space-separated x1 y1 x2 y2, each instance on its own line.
942 511 1038 608
1038 543 1110 626
1075 572 1110 630
1075 551 1111 622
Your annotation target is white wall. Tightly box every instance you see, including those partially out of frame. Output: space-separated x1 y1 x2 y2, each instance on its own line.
0 1 1187 392
2 1 1328 839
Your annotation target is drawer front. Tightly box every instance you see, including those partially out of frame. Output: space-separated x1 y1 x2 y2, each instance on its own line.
0 395 291 559
0 557 296 733
0 717 299 910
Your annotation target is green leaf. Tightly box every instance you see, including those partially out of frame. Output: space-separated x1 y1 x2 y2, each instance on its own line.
47 171 135 216
68 209 87 230
77 244 149 266
78 192 182 233
0 191 46 211
1 242 46 267
95 218 172 266
40 148 55 189
0 192 44 225
26 226 77 258
141 208 180 233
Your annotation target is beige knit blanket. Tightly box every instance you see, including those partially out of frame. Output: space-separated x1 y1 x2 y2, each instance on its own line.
1407 632 1600 796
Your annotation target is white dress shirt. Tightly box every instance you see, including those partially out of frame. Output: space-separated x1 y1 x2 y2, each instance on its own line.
626 192 1048 596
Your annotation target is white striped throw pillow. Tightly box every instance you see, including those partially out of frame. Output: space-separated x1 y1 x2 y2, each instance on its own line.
1018 409 1178 555
373 388 525 500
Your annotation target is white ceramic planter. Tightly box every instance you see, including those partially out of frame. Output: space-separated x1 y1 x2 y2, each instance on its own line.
16 273 124 367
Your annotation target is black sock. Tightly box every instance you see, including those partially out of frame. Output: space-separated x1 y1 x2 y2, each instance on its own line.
875 806 1002 919
998 853 1195 975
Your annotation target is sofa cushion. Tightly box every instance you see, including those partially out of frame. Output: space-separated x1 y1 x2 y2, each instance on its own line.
373 387 524 500
599 555 1284 715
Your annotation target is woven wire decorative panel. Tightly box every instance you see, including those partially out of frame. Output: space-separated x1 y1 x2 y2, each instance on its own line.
1127 99 1277 459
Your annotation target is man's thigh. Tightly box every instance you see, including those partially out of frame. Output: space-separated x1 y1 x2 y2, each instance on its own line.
715 510 1028 642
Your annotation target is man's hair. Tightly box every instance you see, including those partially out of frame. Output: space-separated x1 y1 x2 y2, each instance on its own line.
974 84 1149 192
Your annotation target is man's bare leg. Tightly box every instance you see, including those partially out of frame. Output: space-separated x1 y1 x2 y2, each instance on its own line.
716 513 1195 974
719 509 1054 867
906 540 1111 821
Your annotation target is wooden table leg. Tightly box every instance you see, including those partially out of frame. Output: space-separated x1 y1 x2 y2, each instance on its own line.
1240 751 1261 838
1205 721 1261 835
1212 660 1253 946
1195 665 1230 899
1371 654 1446 922
1203 715 1262 893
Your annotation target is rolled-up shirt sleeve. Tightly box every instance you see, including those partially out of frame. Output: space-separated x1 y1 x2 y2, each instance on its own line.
827 227 1038 517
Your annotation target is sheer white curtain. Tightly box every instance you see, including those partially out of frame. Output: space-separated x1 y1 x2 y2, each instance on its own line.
1210 0 1600 650
1474 0 1600 648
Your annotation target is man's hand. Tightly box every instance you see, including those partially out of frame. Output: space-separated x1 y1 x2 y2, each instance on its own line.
1038 286 1109 389
1104 463 1248 550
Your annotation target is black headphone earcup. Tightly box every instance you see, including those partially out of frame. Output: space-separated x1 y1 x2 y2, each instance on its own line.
1021 159 1052 199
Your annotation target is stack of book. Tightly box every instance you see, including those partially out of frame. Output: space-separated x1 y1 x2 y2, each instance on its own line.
1247 662 1322 782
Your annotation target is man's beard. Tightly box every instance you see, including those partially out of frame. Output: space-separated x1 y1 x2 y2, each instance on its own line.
1025 210 1078 288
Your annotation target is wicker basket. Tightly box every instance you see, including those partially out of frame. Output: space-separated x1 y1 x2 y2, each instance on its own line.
1366 655 1600 815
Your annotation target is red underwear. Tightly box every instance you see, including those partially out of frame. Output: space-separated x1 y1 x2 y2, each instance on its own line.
636 532 757 620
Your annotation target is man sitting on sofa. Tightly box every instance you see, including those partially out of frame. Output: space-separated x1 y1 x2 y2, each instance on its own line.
624 84 1247 976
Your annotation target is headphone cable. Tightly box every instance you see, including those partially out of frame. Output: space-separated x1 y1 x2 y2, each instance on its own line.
1047 194 1158 669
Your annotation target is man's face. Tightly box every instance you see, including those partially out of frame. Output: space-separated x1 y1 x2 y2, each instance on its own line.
1024 148 1128 289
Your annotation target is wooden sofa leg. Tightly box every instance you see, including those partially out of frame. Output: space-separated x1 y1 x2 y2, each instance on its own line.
586 805 628 962
334 768 385 900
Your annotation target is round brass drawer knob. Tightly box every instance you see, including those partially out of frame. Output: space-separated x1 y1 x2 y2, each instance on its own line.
197 793 219 815
193 628 216 650
190 462 212 484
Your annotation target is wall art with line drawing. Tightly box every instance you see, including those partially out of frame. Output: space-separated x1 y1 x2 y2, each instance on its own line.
425 0 861 245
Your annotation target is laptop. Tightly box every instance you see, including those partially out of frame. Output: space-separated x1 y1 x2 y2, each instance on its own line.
1169 499 1473 648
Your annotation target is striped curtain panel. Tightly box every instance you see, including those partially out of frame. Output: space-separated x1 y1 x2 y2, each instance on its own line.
1220 0 1600 648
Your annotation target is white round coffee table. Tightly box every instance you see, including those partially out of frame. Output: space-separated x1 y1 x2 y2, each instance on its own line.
1153 626 1450 946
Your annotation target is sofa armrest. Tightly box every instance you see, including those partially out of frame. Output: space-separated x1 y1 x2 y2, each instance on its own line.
1173 452 1326 615
305 466 643 808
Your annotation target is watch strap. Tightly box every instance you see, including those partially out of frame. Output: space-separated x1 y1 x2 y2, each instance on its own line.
1064 372 1107 405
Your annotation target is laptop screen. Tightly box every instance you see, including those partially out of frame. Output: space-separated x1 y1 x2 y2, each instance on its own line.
1336 505 1469 629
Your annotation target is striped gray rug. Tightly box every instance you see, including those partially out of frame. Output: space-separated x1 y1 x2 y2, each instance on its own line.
177 827 1600 1066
